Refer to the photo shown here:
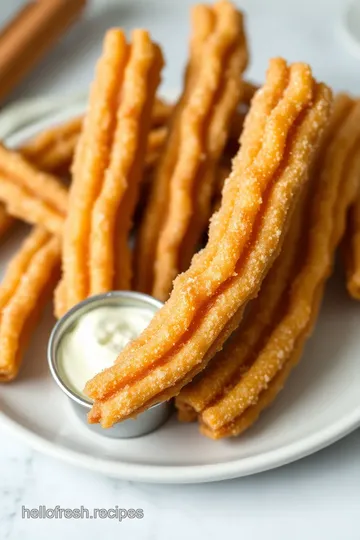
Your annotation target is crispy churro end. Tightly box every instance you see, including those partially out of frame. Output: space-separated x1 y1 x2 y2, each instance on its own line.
103 27 126 46
87 403 101 424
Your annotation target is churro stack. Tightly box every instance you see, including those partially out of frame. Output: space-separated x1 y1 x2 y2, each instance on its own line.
176 94 360 438
85 58 332 428
0 25 165 380
0 0 359 443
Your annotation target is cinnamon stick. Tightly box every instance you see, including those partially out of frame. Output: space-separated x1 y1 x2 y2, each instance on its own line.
0 0 87 103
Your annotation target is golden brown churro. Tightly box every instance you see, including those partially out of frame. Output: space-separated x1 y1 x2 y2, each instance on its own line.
19 96 172 177
0 144 67 235
135 0 248 300
0 121 79 237
133 4 216 295
59 28 163 315
0 145 67 214
0 122 167 242
177 94 360 439
91 32 163 293
0 227 61 381
21 121 82 177
20 116 83 175
176 185 309 421
176 95 354 421
0 179 64 236
19 90 248 178
84 58 332 428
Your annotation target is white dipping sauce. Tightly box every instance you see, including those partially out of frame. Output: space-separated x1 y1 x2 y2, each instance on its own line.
58 306 154 399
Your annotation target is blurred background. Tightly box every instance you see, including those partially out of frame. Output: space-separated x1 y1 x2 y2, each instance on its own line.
0 0 359 105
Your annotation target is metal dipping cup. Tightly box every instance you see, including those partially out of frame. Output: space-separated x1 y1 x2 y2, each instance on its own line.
48 291 171 438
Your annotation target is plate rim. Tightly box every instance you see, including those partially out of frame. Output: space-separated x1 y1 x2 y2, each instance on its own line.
0 94 359 484
1 409 359 483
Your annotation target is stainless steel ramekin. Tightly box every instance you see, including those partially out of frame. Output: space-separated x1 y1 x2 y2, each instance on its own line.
48 291 171 438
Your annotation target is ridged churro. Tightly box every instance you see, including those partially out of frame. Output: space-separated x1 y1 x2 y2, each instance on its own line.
20 116 83 176
176 185 309 421
19 97 171 177
0 120 168 241
0 115 167 245
0 122 79 237
177 94 360 439
0 227 61 381
133 4 217 295
59 28 163 315
84 58 332 428
135 0 248 300
0 144 67 235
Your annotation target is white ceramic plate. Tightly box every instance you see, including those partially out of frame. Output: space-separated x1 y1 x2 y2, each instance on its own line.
0 96 359 484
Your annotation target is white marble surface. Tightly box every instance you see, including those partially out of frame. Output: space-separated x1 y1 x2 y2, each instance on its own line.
1 0 360 538
1 430 359 539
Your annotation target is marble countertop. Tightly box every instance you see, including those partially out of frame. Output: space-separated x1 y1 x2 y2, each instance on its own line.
1 431 360 539
1 1 360 538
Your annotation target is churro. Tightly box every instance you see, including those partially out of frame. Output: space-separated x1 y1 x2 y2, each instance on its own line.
133 4 217 295
0 123 78 236
0 120 166 243
84 58 331 428
0 227 61 381
178 94 360 439
19 96 171 177
59 28 163 314
177 185 309 421
0 144 67 235
20 116 83 176
135 0 248 300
